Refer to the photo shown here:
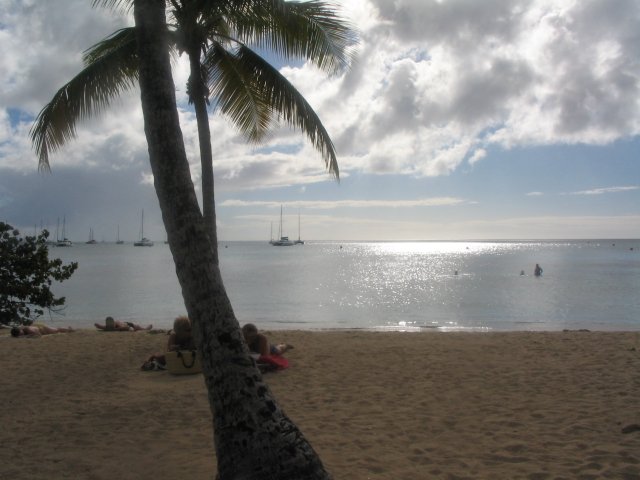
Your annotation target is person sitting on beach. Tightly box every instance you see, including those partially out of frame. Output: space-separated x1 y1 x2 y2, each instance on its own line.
95 316 152 332
11 324 74 337
242 323 293 356
141 316 194 370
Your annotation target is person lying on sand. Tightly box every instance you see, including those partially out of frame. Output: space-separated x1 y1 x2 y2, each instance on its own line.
242 323 293 356
95 316 152 332
141 316 194 370
11 324 74 337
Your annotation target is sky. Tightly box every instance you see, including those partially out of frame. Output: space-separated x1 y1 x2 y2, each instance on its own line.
1 0 639 242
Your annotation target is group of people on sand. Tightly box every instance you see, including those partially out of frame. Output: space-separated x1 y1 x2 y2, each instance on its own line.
140 316 292 371
9 316 151 337
10 314 291 372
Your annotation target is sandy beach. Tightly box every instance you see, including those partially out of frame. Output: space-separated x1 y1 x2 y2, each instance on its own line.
1 329 639 479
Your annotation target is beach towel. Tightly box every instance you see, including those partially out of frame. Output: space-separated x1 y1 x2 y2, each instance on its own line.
256 354 289 372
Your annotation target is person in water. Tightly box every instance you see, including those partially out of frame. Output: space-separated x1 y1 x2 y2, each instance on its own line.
534 264 543 277
242 323 293 356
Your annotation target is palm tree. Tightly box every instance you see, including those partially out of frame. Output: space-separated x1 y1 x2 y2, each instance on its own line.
31 0 354 263
136 1 333 476
32 0 355 477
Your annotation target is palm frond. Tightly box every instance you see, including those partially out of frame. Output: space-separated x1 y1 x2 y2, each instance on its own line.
207 44 339 178
227 0 357 75
30 28 139 170
205 43 273 142
91 0 133 14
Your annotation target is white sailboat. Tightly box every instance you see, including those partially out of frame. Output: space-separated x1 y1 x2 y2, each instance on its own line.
134 210 154 247
116 224 124 244
272 206 294 246
57 216 72 247
294 209 304 245
86 228 97 244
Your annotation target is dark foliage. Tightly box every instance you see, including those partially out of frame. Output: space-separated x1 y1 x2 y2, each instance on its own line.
0 222 78 325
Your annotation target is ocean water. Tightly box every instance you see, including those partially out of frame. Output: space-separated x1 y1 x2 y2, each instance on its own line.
44 240 640 332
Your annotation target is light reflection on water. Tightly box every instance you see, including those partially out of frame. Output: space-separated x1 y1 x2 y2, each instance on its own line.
47 240 639 331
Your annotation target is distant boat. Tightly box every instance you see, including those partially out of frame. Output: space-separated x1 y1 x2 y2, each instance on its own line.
272 206 294 246
57 216 72 247
116 225 124 244
134 210 154 247
294 209 304 245
86 228 97 244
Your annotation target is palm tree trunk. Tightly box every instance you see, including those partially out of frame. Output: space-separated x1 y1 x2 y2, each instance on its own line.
133 1 331 478
187 47 219 265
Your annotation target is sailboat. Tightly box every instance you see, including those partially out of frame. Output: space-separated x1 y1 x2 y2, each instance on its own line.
56 216 72 247
272 205 294 246
268 221 275 245
134 210 154 247
86 228 97 244
294 209 304 245
116 225 124 244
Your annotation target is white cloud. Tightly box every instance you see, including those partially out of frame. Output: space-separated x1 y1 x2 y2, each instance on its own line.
221 197 466 209
568 186 639 195
3 0 640 183
1 0 639 241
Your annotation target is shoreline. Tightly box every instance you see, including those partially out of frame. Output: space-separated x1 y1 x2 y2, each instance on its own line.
1 329 639 479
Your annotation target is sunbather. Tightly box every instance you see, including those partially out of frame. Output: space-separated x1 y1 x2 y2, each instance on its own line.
95 316 152 331
11 324 74 337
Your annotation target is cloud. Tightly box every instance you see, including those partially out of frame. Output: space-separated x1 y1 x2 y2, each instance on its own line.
1 0 639 241
220 197 466 209
568 186 639 195
3 0 640 185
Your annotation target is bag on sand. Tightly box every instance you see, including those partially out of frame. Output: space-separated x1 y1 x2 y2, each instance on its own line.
165 350 202 375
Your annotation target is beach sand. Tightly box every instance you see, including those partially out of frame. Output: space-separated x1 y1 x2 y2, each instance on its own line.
1 329 639 479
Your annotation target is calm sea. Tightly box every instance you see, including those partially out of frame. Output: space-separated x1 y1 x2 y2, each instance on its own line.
44 240 639 332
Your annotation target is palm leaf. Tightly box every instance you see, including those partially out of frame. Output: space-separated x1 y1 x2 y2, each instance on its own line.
206 43 339 178
91 0 133 14
226 0 356 75
205 43 273 141
30 28 139 170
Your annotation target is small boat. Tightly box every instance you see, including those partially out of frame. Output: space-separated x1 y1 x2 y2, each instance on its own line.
273 236 294 247
134 210 154 247
116 225 124 244
57 216 72 247
86 228 97 244
294 209 304 245
272 206 294 246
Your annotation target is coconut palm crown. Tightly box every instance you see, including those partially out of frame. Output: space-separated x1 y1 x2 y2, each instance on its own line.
31 0 356 179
